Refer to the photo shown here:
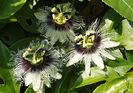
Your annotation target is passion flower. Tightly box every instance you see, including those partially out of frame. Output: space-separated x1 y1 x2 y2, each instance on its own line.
66 21 120 74
13 40 62 92
34 3 84 44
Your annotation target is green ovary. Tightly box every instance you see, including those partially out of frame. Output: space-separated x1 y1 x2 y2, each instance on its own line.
23 44 45 65
75 30 96 49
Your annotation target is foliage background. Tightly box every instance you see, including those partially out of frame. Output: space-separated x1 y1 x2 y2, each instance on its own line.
0 0 133 93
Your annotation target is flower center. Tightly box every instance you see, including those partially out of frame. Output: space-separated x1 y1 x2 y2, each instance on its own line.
75 30 96 50
22 44 46 65
51 7 71 25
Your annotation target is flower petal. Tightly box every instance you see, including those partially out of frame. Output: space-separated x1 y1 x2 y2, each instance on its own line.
91 52 104 69
47 65 62 79
99 49 115 60
55 73 62 79
46 29 52 38
43 77 51 88
59 32 66 43
32 72 41 91
62 32 68 41
25 72 32 86
34 12 46 21
14 65 24 80
36 82 44 93
66 30 75 41
102 38 111 42
101 41 120 48
84 54 91 74
51 31 59 44
66 52 83 67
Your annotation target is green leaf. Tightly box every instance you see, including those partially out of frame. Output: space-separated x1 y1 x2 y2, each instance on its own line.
93 84 105 93
78 0 92 2
119 19 133 50
101 9 122 30
0 23 6 30
0 0 26 19
103 77 128 93
106 49 133 75
126 50 133 63
52 66 78 93
0 16 17 23
94 72 133 93
100 9 122 42
0 41 10 68
126 72 133 93
14 0 39 33
73 67 119 88
25 87 36 93
0 23 25 46
0 68 20 93
0 41 20 93
10 37 35 51
102 0 133 21
93 77 128 93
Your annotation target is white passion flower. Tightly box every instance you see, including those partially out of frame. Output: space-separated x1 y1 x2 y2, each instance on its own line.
13 40 62 92
34 3 84 44
66 22 120 74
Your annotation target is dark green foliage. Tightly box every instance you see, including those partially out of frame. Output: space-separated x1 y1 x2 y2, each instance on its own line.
0 0 133 93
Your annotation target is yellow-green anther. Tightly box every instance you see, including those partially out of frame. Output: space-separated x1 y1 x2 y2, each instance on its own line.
75 31 96 49
32 53 43 65
75 35 83 45
86 30 95 35
51 7 59 13
41 51 45 56
22 44 46 65
75 35 83 41
51 6 72 25
52 12 68 24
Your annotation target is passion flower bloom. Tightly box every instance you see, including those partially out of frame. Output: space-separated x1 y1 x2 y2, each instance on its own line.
13 40 62 92
66 22 120 74
34 3 84 44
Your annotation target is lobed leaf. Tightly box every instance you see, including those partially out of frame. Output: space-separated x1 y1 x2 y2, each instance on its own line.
102 0 133 21
0 0 26 19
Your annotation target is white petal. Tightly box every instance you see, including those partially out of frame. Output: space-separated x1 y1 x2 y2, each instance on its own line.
45 30 51 38
32 72 41 91
62 32 68 41
84 54 91 74
45 82 51 88
36 82 44 93
43 77 51 88
102 38 111 42
25 73 32 86
47 65 61 79
51 32 59 44
101 41 120 48
66 52 83 67
99 49 115 60
66 30 75 41
34 12 45 21
14 64 24 80
59 32 66 43
51 29 57 39
55 73 62 79
91 52 104 69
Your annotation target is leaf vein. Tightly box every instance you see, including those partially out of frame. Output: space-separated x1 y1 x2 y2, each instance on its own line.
121 0 133 12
